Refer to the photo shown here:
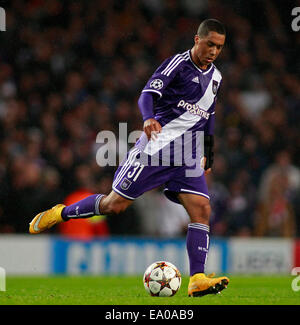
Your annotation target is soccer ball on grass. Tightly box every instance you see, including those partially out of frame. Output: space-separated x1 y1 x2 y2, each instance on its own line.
143 261 181 297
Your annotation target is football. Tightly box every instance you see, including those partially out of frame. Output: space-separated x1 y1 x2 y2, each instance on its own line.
143 261 181 297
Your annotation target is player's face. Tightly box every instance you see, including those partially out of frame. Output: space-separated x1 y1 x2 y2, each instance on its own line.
193 31 225 69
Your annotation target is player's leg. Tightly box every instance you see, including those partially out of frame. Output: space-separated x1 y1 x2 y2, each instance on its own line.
178 192 229 296
29 148 143 234
98 190 133 215
177 193 211 275
29 190 132 234
164 164 229 297
61 190 132 219
29 148 171 234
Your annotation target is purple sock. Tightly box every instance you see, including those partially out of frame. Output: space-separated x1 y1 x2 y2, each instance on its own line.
61 194 104 221
186 223 210 276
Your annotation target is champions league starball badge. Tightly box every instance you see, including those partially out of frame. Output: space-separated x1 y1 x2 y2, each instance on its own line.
150 79 164 90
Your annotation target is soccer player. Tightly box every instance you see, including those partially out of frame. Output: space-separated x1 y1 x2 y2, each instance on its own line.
29 19 229 297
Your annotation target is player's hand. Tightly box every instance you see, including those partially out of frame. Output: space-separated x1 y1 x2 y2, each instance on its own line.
201 157 212 175
205 168 212 175
143 118 162 141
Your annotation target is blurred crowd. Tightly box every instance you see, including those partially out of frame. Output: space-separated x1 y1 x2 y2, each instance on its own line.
0 0 299 237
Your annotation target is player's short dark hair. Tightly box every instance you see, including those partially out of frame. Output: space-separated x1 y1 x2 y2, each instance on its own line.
197 19 226 38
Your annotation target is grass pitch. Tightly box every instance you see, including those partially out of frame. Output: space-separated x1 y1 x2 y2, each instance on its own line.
0 275 299 305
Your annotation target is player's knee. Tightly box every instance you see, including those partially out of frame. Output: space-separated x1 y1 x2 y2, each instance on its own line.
190 202 211 224
202 203 211 220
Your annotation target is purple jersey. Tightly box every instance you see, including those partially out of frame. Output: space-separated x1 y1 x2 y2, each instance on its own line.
135 50 222 165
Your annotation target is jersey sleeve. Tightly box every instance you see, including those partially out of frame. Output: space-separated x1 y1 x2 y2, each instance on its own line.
204 76 222 135
141 53 185 98
137 91 155 121
204 113 215 135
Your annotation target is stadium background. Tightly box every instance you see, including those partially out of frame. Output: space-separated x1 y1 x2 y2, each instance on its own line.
0 0 300 276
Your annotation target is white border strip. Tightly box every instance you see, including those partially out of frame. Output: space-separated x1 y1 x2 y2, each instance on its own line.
161 54 181 75
188 223 210 232
95 194 104 215
163 53 189 76
67 212 95 218
180 188 210 200
112 187 135 200
141 89 162 98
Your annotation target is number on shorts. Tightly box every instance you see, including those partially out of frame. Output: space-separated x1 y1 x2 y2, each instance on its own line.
127 162 145 182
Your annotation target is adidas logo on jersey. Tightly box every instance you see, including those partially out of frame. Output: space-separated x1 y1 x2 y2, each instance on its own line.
192 76 199 83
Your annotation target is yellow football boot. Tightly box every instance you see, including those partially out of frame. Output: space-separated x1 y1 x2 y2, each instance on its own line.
29 204 66 234
188 272 229 297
